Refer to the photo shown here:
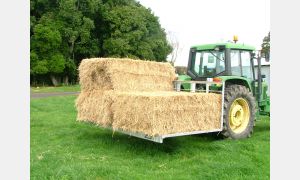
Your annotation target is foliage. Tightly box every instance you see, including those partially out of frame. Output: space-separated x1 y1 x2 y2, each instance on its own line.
30 22 63 76
261 32 270 60
101 5 171 61
31 95 270 179
30 0 172 85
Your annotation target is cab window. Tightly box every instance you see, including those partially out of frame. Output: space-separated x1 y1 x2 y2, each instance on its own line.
230 50 241 76
241 51 254 79
192 50 225 77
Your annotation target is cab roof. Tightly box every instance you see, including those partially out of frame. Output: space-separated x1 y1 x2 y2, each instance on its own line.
191 42 255 51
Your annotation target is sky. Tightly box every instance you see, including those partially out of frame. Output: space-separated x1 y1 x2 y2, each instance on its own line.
137 0 270 66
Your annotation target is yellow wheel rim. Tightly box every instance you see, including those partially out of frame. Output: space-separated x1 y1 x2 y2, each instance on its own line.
229 98 250 134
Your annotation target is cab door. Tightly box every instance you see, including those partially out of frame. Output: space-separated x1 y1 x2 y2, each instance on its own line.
240 51 254 80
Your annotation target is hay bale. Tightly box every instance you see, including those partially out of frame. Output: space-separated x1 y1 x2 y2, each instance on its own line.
76 90 222 136
111 91 222 136
78 58 176 92
75 90 114 127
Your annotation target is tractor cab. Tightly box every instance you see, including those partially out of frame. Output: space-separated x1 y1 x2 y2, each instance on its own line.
186 43 256 81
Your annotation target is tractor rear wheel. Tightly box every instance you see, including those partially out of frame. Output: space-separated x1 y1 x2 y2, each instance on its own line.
222 85 256 139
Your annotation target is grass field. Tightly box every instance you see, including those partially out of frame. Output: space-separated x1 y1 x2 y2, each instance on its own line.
30 84 80 93
31 95 270 179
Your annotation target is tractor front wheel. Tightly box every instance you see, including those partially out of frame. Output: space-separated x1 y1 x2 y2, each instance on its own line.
222 85 256 139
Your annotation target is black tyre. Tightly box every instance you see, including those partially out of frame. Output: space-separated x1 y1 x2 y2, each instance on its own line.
221 85 256 139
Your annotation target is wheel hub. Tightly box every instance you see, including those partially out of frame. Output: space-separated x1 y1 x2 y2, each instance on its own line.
230 105 244 126
229 98 250 134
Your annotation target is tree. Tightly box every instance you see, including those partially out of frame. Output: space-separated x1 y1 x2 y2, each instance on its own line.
101 4 172 61
56 0 97 62
167 31 182 65
261 32 270 61
31 0 98 85
30 22 66 86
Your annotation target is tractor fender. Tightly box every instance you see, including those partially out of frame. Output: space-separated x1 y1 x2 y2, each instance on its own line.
219 76 253 92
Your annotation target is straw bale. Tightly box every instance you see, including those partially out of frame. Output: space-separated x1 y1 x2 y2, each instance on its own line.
75 90 114 127
110 91 222 136
78 58 176 92
76 90 222 136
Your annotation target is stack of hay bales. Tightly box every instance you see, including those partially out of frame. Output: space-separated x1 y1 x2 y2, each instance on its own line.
76 58 222 136
78 58 175 92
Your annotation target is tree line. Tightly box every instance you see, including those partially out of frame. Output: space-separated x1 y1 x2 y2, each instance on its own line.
30 0 172 86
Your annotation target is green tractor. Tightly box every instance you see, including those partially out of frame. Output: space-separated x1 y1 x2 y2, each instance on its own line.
178 42 270 139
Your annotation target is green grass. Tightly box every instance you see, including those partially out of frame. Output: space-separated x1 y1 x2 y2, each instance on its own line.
30 84 80 93
31 96 270 179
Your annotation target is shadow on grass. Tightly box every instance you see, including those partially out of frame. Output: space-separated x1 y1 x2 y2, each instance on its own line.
76 125 226 155
77 129 179 153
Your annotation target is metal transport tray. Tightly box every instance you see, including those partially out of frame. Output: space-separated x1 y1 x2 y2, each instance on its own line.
111 128 222 143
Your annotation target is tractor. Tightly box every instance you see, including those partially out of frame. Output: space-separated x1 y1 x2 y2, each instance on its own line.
177 41 270 139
